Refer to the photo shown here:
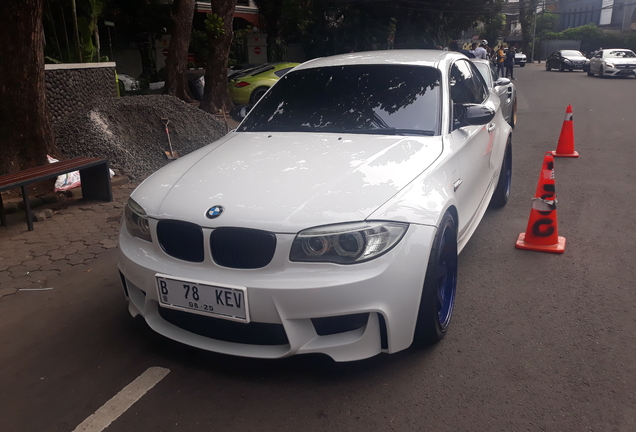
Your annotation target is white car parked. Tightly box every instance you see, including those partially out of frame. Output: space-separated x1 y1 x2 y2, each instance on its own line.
118 50 513 362
588 48 636 78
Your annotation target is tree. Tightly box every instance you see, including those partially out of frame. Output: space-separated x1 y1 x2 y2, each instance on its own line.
199 1 237 115
0 0 56 174
164 0 195 101
252 0 283 58
518 0 539 59
103 0 171 84
480 12 506 47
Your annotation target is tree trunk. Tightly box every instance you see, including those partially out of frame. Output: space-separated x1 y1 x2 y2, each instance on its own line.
199 0 236 115
137 32 159 83
0 0 56 175
164 0 195 102
253 0 283 60
519 0 537 60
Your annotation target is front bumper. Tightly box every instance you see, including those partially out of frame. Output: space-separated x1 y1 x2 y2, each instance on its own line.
117 222 437 362
564 62 588 70
603 65 636 76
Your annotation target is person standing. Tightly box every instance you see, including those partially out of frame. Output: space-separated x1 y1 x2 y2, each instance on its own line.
473 40 489 59
449 40 475 58
505 47 516 79
496 45 506 76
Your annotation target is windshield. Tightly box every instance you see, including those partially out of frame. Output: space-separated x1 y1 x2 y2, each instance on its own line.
562 50 584 57
606 50 636 58
238 65 442 136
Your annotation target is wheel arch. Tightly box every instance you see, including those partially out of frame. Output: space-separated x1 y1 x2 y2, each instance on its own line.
249 85 270 104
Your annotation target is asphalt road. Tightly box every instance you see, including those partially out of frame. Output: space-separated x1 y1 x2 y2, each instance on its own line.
1 62 635 432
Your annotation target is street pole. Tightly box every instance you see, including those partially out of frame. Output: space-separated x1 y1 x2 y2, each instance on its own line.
531 6 538 63
538 0 546 63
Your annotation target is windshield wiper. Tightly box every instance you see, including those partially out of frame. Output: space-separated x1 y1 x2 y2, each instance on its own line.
346 127 434 136
249 126 435 136
311 127 435 136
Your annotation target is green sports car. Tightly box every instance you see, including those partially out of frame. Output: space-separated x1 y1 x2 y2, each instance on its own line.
228 62 300 105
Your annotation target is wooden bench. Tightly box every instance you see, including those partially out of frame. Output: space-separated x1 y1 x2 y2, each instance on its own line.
0 157 113 231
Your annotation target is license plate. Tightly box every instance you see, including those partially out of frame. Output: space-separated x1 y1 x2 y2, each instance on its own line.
156 274 249 322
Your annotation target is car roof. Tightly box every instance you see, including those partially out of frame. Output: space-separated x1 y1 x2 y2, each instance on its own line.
293 50 464 71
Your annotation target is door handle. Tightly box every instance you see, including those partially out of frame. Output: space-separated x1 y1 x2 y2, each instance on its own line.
487 123 496 132
453 179 463 192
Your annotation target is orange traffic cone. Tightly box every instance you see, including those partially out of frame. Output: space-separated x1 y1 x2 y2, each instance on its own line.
551 104 579 158
515 152 566 253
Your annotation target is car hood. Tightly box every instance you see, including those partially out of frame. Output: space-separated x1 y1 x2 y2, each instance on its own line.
605 58 636 65
564 55 588 61
132 132 444 232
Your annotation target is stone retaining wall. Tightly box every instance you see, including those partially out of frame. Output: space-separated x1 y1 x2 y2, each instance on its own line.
45 63 117 124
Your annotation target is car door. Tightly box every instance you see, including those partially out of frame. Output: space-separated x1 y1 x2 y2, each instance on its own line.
489 64 513 122
447 59 498 235
546 52 554 69
590 51 603 73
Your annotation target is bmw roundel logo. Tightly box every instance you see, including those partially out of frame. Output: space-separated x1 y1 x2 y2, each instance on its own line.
206 205 224 219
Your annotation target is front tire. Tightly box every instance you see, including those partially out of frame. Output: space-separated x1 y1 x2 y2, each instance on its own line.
413 212 458 345
546 62 551 71
520 63 525 67
599 67 605 78
489 138 512 209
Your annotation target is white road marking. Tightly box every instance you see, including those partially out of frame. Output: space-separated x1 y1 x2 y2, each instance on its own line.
72 366 170 432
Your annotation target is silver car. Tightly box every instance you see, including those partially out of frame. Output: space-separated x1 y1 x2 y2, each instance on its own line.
588 49 636 78
472 59 517 128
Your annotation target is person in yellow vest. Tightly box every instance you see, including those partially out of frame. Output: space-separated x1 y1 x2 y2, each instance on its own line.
496 46 506 77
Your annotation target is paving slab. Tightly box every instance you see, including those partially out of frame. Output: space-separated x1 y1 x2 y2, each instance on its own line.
0 180 136 299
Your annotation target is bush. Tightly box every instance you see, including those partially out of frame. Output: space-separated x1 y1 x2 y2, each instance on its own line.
545 23 636 54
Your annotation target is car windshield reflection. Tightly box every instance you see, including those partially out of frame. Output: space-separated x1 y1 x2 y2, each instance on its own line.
607 50 636 58
239 65 442 136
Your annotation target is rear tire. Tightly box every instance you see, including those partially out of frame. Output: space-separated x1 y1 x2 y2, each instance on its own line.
489 138 512 209
546 63 551 71
587 70 594 76
249 86 269 105
520 63 525 67
413 212 458 345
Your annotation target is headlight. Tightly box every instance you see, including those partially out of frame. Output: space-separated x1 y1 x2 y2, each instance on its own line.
124 198 152 242
290 221 408 264
606 62 615 68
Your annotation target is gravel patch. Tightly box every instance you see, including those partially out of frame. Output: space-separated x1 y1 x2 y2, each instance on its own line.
54 95 227 181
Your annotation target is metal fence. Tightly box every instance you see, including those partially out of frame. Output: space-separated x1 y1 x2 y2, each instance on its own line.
540 40 582 60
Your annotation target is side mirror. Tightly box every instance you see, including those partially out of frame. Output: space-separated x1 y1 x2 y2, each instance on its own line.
455 103 496 127
495 77 511 86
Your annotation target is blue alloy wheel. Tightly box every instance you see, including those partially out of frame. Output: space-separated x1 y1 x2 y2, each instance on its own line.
414 211 458 345
435 218 458 330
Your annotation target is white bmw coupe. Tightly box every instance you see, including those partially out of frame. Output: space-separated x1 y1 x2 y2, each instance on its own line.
118 50 513 362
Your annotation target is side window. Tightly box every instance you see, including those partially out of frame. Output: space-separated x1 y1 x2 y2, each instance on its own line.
490 65 499 84
274 67 294 78
449 60 488 105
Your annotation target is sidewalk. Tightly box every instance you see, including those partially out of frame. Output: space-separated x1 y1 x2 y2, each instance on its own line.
0 177 137 299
